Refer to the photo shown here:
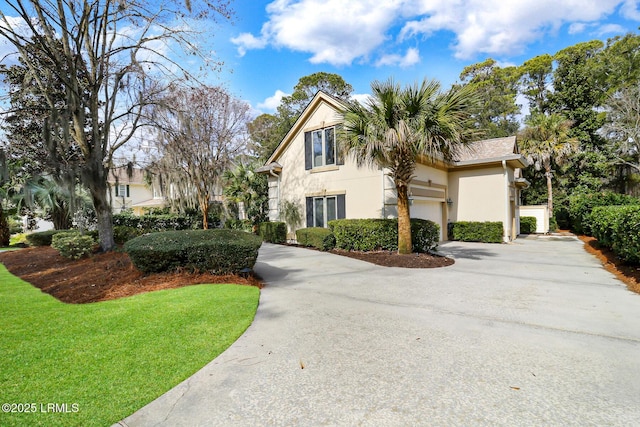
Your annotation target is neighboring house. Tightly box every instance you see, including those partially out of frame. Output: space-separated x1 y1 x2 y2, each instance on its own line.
257 91 529 242
108 167 164 215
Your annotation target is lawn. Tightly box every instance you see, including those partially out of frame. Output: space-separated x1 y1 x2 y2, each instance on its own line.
0 264 259 427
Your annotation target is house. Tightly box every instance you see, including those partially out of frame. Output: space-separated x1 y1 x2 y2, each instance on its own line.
108 166 165 215
257 91 529 242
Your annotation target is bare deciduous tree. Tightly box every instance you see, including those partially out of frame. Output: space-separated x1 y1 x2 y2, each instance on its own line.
149 85 251 229
0 0 232 250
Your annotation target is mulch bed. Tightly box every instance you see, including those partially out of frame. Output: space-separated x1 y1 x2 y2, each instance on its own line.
578 235 640 295
329 248 455 268
0 246 262 304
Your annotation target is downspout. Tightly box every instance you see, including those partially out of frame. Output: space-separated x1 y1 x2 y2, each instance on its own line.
269 169 280 221
502 160 510 243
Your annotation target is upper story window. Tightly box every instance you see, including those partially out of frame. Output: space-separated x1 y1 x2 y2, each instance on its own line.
305 125 343 170
115 184 129 198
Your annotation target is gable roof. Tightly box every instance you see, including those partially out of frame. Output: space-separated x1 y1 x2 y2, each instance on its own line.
264 91 346 165
108 166 146 184
261 91 527 171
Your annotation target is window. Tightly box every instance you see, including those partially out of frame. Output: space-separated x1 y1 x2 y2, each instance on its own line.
306 194 345 228
305 126 342 170
115 184 129 197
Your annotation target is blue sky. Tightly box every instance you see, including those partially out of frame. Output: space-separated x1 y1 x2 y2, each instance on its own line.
210 0 640 114
1 0 639 116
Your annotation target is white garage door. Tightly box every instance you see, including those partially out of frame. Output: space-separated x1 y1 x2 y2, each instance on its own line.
411 200 444 241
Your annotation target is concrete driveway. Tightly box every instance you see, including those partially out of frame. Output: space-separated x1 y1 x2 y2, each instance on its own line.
119 237 640 426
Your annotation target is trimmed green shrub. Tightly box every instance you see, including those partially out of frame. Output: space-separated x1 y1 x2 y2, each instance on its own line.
588 206 629 248
124 229 262 274
296 227 336 251
113 226 144 244
410 219 440 253
449 221 503 243
587 205 640 263
224 219 254 232
51 232 96 260
113 213 220 232
25 229 70 246
328 218 439 253
549 216 558 232
612 207 640 263
259 222 286 244
568 192 640 234
520 216 537 234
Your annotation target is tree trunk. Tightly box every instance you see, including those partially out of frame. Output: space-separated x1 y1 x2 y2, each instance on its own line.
201 200 210 230
545 169 553 217
0 205 10 247
396 183 412 254
86 166 115 251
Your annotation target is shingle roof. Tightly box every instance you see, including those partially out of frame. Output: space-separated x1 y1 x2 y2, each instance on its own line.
455 136 518 163
108 166 146 184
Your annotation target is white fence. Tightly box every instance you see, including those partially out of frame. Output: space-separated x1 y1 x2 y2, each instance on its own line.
520 205 549 234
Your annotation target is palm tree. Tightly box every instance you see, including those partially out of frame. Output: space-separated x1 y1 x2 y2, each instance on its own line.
519 113 580 215
339 78 478 254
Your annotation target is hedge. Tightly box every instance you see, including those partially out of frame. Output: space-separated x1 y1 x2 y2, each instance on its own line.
520 216 537 234
448 221 503 243
124 229 262 274
296 227 336 251
112 213 220 232
113 226 145 244
258 222 286 244
568 192 640 234
328 218 439 253
51 231 96 260
588 205 640 263
26 229 70 246
224 219 254 232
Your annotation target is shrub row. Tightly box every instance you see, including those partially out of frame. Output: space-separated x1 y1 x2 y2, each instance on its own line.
587 205 640 263
113 213 221 231
448 221 503 243
296 227 336 251
26 229 70 246
568 192 640 234
123 229 262 274
258 222 286 244
224 219 254 232
328 218 439 253
520 216 537 234
51 232 96 260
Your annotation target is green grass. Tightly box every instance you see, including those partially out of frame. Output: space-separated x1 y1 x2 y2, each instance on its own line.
0 264 259 426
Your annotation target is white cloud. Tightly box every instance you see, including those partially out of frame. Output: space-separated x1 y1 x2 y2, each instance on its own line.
0 16 32 65
568 22 588 34
376 47 421 68
621 0 640 20
231 33 268 57
257 89 289 111
351 93 373 105
400 0 622 59
231 0 630 65
596 23 626 35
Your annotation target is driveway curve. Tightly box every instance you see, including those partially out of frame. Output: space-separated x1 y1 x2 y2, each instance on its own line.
119 237 640 426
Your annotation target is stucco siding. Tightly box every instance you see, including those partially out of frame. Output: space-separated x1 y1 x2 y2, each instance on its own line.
273 100 384 225
110 183 154 214
448 167 506 223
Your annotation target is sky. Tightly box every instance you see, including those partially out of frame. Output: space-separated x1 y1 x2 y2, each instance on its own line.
209 0 640 114
0 0 639 116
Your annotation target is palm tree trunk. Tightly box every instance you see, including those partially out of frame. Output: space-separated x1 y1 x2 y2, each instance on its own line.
396 183 412 254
